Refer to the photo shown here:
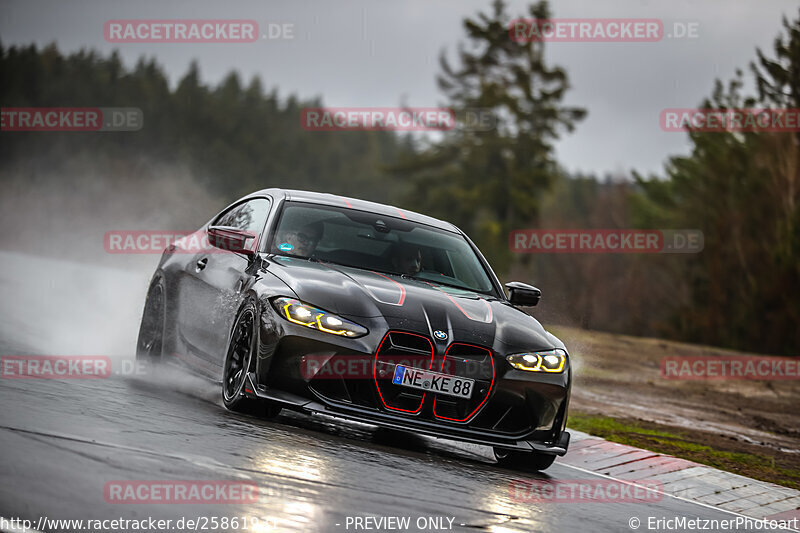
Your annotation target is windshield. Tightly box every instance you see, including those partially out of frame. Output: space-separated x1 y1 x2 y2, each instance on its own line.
270 202 495 293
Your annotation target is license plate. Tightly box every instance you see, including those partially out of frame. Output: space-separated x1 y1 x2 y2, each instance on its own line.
391 365 474 399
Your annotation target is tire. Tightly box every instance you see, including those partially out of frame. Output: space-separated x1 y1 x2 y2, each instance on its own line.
493 448 557 471
222 298 282 419
136 278 165 362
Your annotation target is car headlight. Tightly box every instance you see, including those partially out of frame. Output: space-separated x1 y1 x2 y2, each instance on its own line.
506 349 567 373
271 297 368 338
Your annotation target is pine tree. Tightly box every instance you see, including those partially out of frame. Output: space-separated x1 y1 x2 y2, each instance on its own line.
393 0 585 272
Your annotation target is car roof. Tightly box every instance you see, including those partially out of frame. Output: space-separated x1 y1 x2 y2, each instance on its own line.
246 188 461 233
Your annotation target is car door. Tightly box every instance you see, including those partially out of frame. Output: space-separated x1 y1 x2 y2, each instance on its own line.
176 197 272 370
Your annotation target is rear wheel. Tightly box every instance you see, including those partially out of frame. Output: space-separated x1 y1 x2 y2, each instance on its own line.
136 278 165 362
493 448 557 471
222 299 281 418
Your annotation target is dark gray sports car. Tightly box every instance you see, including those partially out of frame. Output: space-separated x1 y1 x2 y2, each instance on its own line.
136 189 571 471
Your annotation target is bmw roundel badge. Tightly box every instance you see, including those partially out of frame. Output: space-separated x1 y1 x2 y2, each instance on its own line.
433 330 448 341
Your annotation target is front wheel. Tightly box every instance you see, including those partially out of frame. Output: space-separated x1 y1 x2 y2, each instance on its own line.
222 299 281 419
493 448 557 471
136 278 165 362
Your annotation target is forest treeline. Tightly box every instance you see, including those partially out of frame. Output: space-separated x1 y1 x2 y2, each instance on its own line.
1 2 798 355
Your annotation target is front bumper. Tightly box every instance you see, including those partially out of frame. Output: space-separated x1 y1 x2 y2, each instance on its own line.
253 322 571 454
244 372 571 454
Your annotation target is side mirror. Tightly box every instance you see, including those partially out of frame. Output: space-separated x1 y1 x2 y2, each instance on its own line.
505 281 541 306
207 226 257 257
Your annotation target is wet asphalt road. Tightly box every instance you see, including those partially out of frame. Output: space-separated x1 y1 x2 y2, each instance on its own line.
0 253 789 532
0 357 786 533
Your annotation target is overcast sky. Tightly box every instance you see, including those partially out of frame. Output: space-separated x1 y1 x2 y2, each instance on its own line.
1 0 797 177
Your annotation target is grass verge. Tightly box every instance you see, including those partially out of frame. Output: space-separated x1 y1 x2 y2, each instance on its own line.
568 412 800 490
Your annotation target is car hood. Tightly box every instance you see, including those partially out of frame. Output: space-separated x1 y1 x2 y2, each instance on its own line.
264 256 561 353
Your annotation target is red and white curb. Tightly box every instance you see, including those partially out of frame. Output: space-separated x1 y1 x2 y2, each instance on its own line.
562 429 800 521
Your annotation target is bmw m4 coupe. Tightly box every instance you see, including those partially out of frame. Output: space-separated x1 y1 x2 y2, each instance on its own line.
136 189 571 471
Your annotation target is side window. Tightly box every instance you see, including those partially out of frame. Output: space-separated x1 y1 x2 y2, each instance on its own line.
214 198 271 238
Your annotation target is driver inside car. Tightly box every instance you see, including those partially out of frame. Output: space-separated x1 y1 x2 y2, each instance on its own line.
275 221 323 258
391 242 422 275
